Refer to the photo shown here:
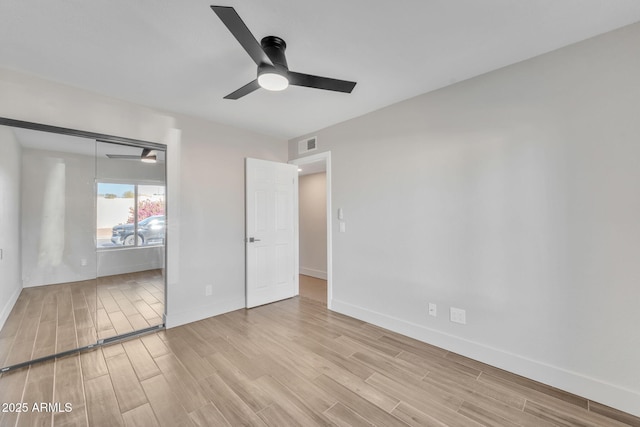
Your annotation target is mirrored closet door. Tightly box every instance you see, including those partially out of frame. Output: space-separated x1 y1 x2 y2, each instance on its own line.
94 141 166 341
0 121 166 371
3 127 99 368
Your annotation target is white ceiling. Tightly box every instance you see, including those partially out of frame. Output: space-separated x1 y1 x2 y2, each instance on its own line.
2 1 640 140
14 127 99 156
298 161 326 177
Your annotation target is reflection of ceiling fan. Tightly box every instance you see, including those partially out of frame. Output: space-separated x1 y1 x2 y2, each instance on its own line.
106 148 157 163
211 5 357 99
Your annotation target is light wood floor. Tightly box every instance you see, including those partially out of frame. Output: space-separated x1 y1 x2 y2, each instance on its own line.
299 274 327 304
96 270 164 340
0 270 164 370
1 296 637 426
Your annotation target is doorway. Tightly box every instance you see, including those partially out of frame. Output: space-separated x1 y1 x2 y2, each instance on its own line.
290 152 332 308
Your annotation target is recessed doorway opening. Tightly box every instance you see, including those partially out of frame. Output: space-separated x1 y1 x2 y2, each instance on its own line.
290 152 332 308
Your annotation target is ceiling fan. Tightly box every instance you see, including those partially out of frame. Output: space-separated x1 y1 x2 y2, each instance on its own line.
211 5 357 99
105 148 157 163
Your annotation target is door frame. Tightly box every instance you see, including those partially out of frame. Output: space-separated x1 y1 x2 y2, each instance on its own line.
289 151 333 309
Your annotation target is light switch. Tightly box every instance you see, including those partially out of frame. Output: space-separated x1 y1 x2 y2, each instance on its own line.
337 208 344 220
339 221 346 233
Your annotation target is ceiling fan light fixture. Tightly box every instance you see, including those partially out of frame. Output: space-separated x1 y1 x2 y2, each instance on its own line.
141 148 157 163
211 6 357 99
258 71 289 91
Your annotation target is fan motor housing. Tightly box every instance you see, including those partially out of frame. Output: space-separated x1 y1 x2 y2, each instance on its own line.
261 36 288 70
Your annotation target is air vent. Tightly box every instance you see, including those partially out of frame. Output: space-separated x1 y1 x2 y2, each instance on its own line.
298 136 317 154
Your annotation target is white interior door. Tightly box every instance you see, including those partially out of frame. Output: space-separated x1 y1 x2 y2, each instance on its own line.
246 158 298 308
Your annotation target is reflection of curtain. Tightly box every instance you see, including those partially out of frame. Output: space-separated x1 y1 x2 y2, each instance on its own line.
38 161 66 267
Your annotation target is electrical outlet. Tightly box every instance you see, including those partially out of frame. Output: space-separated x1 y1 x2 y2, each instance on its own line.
205 285 213 296
428 303 437 317
450 307 466 324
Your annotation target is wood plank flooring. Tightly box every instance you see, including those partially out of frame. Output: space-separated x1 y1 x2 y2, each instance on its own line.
1 295 637 426
299 274 327 305
0 270 164 370
96 270 164 340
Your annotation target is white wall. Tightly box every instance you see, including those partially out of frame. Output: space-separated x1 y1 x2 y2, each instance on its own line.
96 155 165 183
0 68 287 330
166 113 287 326
0 126 22 330
289 23 640 417
19 146 165 286
299 172 327 279
21 148 97 287
97 247 164 278
0 69 175 144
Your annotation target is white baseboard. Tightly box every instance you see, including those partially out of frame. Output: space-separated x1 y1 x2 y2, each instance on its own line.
0 285 21 331
165 296 245 329
300 267 327 280
331 298 640 418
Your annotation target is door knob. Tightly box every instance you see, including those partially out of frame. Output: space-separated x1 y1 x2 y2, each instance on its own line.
248 237 261 243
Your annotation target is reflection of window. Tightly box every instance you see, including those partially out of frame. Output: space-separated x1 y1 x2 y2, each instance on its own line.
97 183 165 248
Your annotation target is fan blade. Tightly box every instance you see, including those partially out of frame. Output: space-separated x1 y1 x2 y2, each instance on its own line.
211 6 273 67
288 72 356 93
224 79 261 100
105 154 141 160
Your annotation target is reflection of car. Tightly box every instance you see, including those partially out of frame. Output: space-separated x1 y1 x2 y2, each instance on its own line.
111 215 165 246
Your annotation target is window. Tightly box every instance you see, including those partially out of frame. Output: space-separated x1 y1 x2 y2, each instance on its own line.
97 183 165 248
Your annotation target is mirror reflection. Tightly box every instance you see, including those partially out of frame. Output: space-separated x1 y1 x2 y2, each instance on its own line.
95 141 165 340
0 125 166 370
